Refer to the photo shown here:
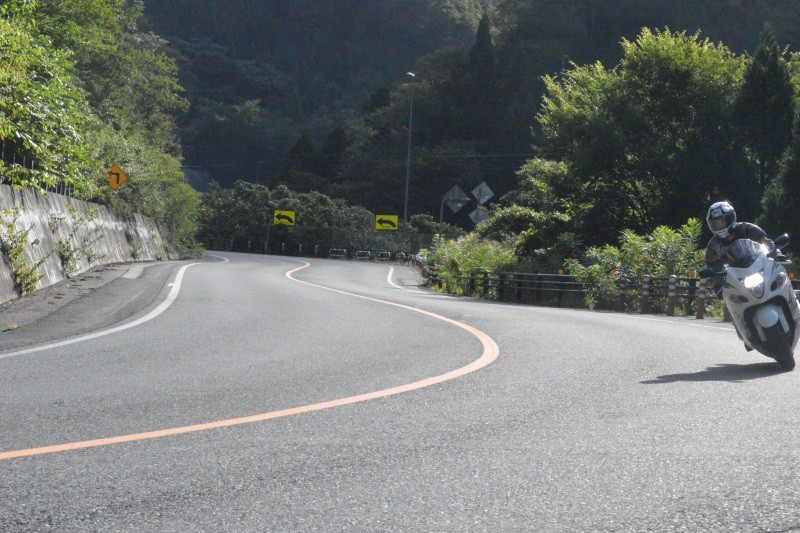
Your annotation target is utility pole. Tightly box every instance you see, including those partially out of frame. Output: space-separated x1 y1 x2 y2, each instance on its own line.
403 71 415 232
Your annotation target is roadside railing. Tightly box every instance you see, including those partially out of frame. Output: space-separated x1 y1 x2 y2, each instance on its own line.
425 269 800 319
429 270 588 309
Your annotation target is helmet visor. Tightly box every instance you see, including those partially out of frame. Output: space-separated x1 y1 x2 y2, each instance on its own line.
708 216 731 232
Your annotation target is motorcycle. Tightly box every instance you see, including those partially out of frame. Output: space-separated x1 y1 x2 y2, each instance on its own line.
699 234 800 371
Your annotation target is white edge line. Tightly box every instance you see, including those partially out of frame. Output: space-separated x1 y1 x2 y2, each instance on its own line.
1 262 203 359
387 266 427 294
387 266 403 289
619 313 732 331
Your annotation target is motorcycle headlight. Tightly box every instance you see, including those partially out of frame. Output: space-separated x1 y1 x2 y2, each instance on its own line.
772 271 788 292
741 270 765 298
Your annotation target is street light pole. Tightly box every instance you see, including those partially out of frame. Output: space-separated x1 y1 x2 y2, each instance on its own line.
403 71 415 232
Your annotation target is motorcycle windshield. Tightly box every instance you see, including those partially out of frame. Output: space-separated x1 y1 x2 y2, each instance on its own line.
724 239 765 269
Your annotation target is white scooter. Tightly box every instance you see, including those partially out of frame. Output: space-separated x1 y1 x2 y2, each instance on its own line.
700 234 800 371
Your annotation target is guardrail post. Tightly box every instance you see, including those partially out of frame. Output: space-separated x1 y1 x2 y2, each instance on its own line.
696 279 707 319
640 275 651 314
498 273 506 301
685 278 696 315
468 272 476 295
667 275 676 316
557 275 565 306
617 283 626 312
515 274 523 302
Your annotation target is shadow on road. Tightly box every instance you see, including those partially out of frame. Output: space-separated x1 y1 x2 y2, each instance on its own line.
642 362 784 384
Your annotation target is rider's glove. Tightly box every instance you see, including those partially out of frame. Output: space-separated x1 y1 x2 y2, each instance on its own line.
772 249 789 263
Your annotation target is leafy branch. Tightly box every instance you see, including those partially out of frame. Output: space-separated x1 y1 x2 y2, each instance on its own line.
0 206 44 295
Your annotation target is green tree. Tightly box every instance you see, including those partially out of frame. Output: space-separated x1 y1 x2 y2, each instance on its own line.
86 121 199 251
20 0 200 252
734 23 795 197
761 114 800 251
0 15 92 190
468 12 497 139
537 28 746 244
284 130 320 175
35 0 187 150
319 125 350 179
198 181 243 246
134 0 800 228
0 0 36 21
198 180 379 254
475 158 579 270
407 213 464 237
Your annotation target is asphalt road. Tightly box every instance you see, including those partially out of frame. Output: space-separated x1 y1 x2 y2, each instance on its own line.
2 252 800 531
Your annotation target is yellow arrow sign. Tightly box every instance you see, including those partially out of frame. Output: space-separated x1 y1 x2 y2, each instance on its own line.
375 215 399 230
274 210 296 226
106 164 128 191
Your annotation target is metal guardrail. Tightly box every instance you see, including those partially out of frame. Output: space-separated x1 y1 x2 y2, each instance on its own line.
430 270 588 308
426 270 800 319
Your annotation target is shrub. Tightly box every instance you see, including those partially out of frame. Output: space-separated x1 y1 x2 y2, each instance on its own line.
426 233 516 296
566 218 706 310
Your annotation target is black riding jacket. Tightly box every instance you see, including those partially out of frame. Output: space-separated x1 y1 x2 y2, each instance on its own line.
705 222 773 271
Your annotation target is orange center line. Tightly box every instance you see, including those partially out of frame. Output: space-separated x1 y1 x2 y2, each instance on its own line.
0 261 499 461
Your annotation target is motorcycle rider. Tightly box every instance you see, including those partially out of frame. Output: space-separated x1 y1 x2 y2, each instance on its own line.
705 201 785 297
705 201 795 358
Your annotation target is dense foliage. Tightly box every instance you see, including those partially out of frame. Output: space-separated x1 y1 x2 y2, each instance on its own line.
537 29 748 244
566 219 706 310
197 181 460 256
139 0 800 241
0 4 91 189
142 0 494 191
432 20 800 300
0 0 199 252
425 233 516 295
468 25 800 273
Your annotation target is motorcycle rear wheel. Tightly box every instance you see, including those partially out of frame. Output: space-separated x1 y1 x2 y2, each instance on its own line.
764 324 796 371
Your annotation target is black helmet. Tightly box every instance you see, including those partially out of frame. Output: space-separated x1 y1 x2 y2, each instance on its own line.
707 201 736 238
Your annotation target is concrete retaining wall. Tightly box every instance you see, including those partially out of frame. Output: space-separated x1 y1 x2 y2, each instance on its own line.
0 185 168 303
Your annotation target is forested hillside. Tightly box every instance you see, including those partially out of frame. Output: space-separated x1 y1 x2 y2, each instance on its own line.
141 0 495 189
141 0 800 237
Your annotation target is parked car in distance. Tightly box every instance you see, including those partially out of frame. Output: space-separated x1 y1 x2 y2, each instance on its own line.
411 254 427 265
329 248 347 259
396 252 407 261
377 251 391 261
355 250 371 261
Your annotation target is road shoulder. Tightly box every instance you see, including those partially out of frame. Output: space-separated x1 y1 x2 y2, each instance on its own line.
0 260 191 351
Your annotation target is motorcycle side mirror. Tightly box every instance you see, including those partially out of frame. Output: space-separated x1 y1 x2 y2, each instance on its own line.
774 234 790 249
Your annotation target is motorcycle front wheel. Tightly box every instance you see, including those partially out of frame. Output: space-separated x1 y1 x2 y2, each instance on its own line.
764 324 796 371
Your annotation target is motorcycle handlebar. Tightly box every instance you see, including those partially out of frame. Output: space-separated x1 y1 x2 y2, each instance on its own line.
698 267 723 279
